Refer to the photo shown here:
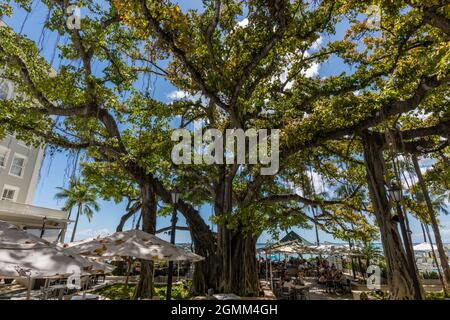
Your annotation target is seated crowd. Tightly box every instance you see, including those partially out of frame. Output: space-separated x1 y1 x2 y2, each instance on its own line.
259 256 351 296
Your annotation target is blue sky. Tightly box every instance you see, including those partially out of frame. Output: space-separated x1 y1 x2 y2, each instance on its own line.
3 1 450 244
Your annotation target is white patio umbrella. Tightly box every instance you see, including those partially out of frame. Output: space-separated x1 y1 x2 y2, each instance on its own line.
315 244 356 255
413 242 438 252
63 229 204 262
64 229 204 290
0 221 114 277
0 221 112 299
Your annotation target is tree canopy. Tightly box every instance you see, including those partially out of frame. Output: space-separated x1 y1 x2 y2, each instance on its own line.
0 0 449 299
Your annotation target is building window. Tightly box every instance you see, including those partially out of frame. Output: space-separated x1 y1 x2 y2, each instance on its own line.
0 81 12 100
1 185 19 202
0 146 9 168
9 154 27 178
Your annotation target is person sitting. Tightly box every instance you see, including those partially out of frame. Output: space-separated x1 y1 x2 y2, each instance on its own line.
333 271 346 293
330 269 337 279
282 276 294 289
334 271 343 282
318 273 327 285
315 257 321 268
359 292 369 300
297 269 305 278
296 272 306 286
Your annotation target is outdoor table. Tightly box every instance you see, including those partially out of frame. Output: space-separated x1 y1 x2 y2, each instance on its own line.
213 293 241 300
41 277 68 300
47 284 67 300
70 293 99 300
293 285 307 289
292 285 310 300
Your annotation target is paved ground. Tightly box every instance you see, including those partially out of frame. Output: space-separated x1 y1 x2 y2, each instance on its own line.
306 279 353 300
260 278 354 300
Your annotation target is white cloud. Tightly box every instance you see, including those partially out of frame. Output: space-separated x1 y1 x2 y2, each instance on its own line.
293 170 327 196
310 36 323 51
418 157 436 172
302 62 321 78
272 51 321 92
416 111 433 121
167 90 189 100
167 90 210 108
237 18 249 28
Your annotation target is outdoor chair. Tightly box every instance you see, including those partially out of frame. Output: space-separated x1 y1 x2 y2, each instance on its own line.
325 280 336 293
272 281 282 297
294 287 310 300
279 287 293 300
317 279 327 291
341 279 352 294
40 282 67 300
334 281 346 295
96 274 106 283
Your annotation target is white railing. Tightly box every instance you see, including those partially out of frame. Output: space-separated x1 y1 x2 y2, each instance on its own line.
0 200 68 220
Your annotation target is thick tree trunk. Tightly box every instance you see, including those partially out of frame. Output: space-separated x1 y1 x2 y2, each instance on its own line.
189 227 219 295
412 154 450 291
175 201 219 295
226 232 259 296
134 182 157 299
216 171 233 294
215 172 259 296
147 175 218 294
362 131 424 299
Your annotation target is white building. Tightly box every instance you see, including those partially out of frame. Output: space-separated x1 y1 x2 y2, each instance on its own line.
0 78 69 242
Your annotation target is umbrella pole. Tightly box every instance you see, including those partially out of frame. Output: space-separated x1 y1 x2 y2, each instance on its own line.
125 257 132 289
26 275 32 300
151 264 155 299
424 223 447 296
269 255 273 291
265 252 268 282
82 277 87 299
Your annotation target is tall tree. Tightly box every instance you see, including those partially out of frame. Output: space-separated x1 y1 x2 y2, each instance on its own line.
54 178 100 242
1 0 449 298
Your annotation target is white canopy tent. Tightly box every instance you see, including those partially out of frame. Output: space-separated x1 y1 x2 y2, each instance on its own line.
260 241 358 256
315 244 358 255
259 240 320 255
258 240 362 284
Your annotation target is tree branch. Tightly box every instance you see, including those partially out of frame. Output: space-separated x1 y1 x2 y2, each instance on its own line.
137 0 229 112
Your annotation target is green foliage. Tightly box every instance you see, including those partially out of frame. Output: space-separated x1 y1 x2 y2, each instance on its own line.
54 178 100 222
0 0 448 256
422 271 440 280
426 291 450 300
92 282 192 300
